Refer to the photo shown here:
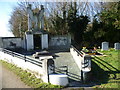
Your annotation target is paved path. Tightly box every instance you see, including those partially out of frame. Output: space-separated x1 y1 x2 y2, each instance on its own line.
50 50 82 86
0 62 31 88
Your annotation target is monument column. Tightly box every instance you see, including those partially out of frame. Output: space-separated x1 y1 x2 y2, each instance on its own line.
41 34 48 49
27 4 33 31
25 32 34 51
39 5 44 30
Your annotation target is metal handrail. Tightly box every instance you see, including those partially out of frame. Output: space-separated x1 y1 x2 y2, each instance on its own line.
71 45 84 57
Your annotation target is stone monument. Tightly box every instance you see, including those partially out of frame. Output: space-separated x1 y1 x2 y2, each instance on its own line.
101 42 109 51
25 4 48 51
27 4 44 31
114 43 120 50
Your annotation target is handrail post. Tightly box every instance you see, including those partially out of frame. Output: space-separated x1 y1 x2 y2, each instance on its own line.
66 66 68 75
12 51 14 57
24 55 26 62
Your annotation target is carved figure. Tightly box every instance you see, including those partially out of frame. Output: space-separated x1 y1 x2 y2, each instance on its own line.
27 4 44 31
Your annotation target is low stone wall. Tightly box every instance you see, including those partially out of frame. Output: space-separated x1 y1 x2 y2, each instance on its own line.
70 48 82 70
0 37 22 49
49 35 71 50
70 47 91 72
70 46 91 82
0 60 2 90
0 50 49 83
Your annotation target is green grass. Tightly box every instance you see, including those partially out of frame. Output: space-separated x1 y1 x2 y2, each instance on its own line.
0 60 62 89
91 48 120 88
1 48 120 89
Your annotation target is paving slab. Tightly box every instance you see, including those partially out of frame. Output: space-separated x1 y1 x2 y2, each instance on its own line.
0 63 31 88
49 50 82 86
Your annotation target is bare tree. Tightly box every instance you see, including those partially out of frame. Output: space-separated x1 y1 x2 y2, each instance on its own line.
9 1 103 36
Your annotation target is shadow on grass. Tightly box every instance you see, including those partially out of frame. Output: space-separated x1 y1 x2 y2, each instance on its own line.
91 60 109 84
91 56 120 85
95 56 120 79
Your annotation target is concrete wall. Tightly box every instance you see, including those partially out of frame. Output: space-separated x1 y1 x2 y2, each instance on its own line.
0 38 3 48
0 57 2 90
70 48 91 73
21 37 26 49
0 37 22 49
70 48 82 70
49 35 71 50
70 47 91 82
0 50 49 83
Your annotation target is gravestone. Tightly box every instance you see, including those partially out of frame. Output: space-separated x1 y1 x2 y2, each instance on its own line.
102 42 109 51
114 43 120 50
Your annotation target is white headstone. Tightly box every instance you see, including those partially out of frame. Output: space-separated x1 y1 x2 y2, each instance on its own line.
114 43 120 50
102 42 109 50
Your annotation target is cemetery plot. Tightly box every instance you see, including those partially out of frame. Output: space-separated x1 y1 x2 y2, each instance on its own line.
91 49 120 88
81 47 103 56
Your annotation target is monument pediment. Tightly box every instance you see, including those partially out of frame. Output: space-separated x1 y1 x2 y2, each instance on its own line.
26 30 48 35
33 30 48 34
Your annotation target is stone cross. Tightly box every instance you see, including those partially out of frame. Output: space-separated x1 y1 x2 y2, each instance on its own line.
114 43 120 50
102 42 109 51
27 4 44 31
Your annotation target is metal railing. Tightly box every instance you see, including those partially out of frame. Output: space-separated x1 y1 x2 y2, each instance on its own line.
71 45 84 57
71 45 90 69
0 48 42 67
70 45 91 82
50 65 81 81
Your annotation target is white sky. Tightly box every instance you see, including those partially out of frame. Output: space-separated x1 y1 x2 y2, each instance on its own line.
0 2 17 37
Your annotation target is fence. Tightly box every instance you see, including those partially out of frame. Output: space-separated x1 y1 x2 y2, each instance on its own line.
0 48 50 83
50 64 81 81
70 45 91 82
0 48 42 67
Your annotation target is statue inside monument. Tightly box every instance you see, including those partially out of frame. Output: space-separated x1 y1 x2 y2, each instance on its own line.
27 4 44 31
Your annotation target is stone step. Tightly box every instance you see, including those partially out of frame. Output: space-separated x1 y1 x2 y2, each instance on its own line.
52 51 81 82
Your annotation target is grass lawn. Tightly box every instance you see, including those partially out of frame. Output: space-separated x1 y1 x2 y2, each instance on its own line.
91 48 120 88
0 60 62 89
1 48 120 89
